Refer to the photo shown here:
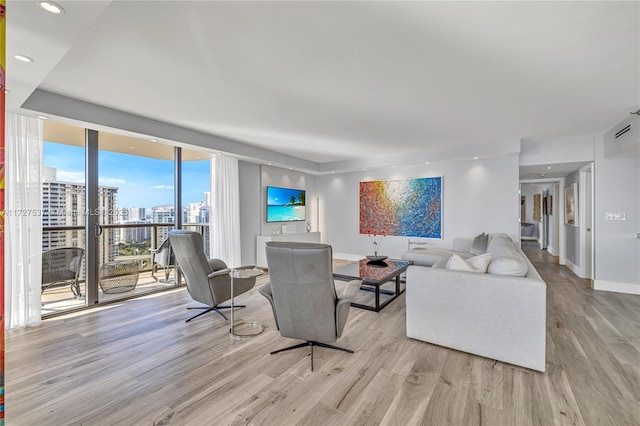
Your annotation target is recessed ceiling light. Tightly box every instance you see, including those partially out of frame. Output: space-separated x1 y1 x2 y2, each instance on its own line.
14 54 34 63
425 162 430 165
392 165 397 168
473 157 479 160
546 166 552 170
36 115 48 120
267 163 272 166
331 171 335 174
150 139 157 142
39 1 65 14
362 168 367 171
288 167 292 170
128 146 134 150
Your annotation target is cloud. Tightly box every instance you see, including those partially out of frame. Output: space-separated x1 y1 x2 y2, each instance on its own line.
152 185 174 190
55 170 85 183
99 177 127 185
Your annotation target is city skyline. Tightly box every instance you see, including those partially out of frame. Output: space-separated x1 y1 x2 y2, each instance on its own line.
44 141 211 210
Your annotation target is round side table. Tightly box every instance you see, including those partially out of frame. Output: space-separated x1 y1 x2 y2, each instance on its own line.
229 268 265 339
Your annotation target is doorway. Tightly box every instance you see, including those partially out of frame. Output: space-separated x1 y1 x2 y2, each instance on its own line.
519 178 566 266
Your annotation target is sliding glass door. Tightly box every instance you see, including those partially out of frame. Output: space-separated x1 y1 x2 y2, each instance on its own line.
96 131 177 303
41 132 87 315
41 122 214 316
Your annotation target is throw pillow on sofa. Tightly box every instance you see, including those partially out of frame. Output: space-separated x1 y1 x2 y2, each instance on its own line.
446 253 492 273
488 255 529 277
470 232 488 255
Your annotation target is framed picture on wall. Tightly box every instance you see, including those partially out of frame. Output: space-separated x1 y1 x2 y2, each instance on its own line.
359 176 443 239
565 183 578 225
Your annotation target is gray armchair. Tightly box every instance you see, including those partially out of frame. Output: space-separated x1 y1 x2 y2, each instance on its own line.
168 230 257 323
260 241 362 371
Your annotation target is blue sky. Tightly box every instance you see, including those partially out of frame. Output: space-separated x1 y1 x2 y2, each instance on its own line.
44 142 210 210
267 186 305 206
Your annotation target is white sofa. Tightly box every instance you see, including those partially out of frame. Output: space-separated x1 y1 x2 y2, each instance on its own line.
404 234 546 372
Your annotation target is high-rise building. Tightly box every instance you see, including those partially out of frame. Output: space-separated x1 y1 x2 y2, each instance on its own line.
117 208 150 244
187 201 205 224
42 167 119 267
126 208 145 222
151 205 175 246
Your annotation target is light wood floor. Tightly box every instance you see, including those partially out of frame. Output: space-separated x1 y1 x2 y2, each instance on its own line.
6 244 640 425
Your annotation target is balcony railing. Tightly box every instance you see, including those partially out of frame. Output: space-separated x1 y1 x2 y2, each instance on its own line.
41 222 210 315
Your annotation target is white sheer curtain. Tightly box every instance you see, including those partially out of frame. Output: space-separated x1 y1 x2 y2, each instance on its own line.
5 114 43 329
210 155 241 268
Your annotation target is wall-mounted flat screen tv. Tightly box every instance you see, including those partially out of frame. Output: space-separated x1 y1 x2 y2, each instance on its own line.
266 186 306 222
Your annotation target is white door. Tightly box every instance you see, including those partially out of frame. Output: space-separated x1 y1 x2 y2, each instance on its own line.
580 165 594 280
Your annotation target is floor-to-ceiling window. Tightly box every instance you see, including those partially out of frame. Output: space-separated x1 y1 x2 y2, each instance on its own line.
41 122 212 316
41 126 87 315
96 131 177 304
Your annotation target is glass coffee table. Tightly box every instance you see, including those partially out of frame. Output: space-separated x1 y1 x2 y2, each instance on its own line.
333 258 410 312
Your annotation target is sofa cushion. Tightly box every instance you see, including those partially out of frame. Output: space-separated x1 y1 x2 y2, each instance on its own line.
470 233 488 255
488 255 529 277
446 253 492 273
486 233 529 277
432 257 449 269
487 233 515 255
402 248 472 267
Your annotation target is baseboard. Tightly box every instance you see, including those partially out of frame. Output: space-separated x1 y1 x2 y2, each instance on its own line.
594 279 640 295
547 245 557 256
565 258 581 277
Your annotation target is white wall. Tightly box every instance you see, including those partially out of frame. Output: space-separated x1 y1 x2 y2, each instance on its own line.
521 135 594 165
522 124 639 294
317 155 520 259
593 134 640 294
260 165 318 236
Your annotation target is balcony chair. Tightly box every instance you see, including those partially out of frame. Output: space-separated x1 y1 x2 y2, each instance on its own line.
168 229 257 323
99 260 140 294
260 242 362 371
150 237 175 282
41 247 85 297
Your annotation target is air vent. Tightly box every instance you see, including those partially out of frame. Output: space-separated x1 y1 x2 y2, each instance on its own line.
604 115 639 158
614 124 631 139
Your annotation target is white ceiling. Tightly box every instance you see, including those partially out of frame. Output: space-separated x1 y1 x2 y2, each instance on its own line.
6 1 640 170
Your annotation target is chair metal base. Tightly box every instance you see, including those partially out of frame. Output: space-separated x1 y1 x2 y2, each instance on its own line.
270 340 353 371
185 304 246 322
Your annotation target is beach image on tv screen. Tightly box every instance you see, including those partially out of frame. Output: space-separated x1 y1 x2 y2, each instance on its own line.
267 187 306 222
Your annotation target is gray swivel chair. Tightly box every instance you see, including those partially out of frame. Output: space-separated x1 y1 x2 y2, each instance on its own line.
168 230 257 323
260 242 362 371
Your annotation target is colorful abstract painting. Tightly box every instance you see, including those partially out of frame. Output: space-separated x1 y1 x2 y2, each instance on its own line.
360 177 442 238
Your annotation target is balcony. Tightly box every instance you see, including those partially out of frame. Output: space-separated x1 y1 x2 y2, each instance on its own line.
42 223 209 316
